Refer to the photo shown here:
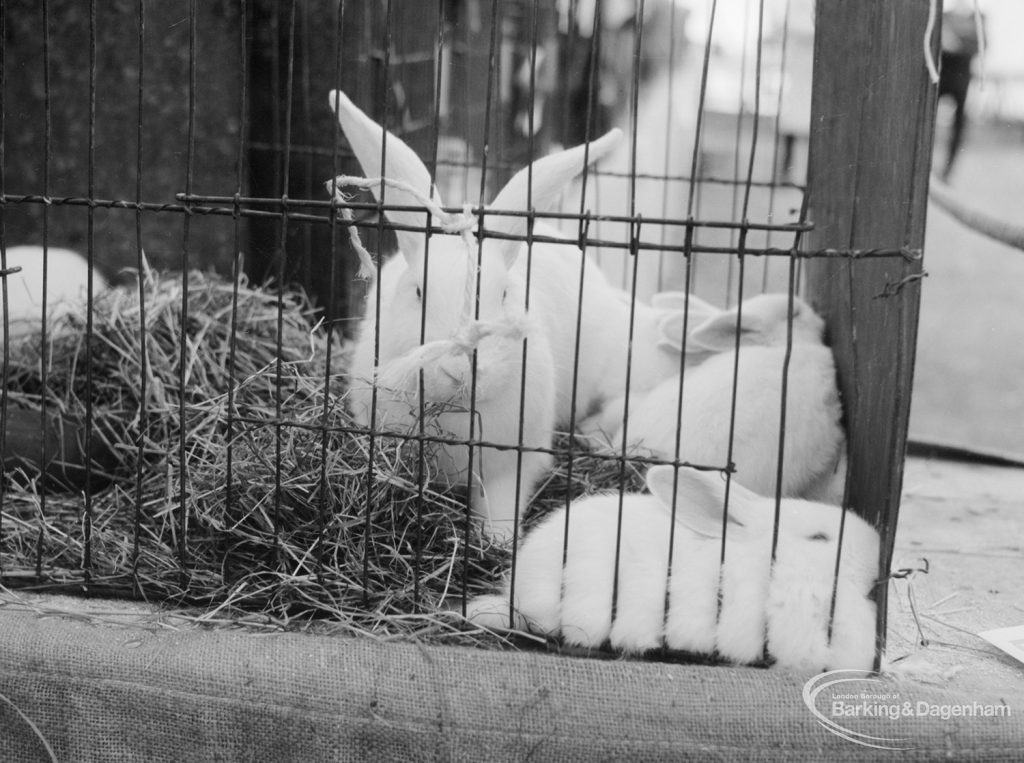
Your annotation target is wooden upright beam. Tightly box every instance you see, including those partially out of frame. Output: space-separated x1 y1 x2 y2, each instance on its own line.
2 1 243 275
804 1 938 657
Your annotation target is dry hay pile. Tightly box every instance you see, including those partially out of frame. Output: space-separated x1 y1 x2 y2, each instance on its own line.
0 266 645 638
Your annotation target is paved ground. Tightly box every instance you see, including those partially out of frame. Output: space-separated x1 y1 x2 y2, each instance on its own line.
889 456 1024 699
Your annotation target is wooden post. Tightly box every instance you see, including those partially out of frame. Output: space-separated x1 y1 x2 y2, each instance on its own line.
2 1 243 275
805 0 938 661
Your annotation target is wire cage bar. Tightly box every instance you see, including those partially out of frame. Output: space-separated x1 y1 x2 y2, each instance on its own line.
0 0 935 675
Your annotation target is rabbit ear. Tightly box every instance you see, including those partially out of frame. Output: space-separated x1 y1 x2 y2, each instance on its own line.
687 309 768 352
486 129 623 271
646 466 763 538
689 294 825 350
328 90 440 270
650 291 719 319
657 309 724 354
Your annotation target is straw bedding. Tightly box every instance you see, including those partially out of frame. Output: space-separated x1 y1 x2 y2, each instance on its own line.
0 265 645 638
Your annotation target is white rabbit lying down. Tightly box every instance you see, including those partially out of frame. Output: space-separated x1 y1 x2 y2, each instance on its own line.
631 291 846 503
331 89 684 541
467 464 880 672
655 292 825 355
616 343 847 503
583 292 848 505
1 245 109 343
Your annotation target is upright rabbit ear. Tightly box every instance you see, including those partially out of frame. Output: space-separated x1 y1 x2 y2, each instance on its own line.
328 90 441 269
646 465 762 538
486 128 623 271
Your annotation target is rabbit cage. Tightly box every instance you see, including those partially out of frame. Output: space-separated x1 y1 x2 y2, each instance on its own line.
0 0 932 695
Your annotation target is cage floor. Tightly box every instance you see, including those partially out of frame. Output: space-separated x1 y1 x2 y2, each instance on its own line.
3 455 1022 696
2 455 1022 760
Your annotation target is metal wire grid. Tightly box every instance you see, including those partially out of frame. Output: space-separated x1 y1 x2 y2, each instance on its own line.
0 0 917 668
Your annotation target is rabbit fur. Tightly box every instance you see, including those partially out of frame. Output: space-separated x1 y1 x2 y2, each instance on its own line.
331 90 688 539
657 292 826 354
617 343 847 502
555 64 701 302
1 246 109 344
466 464 880 672
584 293 847 505
643 293 846 502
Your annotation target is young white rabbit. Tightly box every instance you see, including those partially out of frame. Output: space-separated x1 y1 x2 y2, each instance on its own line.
331 90 681 540
1 245 109 343
648 290 720 319
467 464 880 672
615 341 846 502
655 292 826 354
575 290 719 438
627 292 846 502
600 287 705 388
582 292 842 481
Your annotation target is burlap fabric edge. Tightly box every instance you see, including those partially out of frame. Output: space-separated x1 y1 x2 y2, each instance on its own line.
1 606 1021 761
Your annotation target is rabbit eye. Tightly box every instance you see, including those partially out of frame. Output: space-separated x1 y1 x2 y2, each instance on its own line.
502 289 507 302
809 532 830 542
415 285 422 300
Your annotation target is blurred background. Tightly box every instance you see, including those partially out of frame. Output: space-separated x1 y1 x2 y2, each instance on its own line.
1 0 1020 458
914 0 1024 459
567 0 1024 460
671 0 1024 458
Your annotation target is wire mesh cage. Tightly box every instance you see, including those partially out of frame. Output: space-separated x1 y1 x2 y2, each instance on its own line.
0 0 932 673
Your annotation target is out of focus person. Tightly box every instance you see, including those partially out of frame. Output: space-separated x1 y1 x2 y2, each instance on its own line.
938 2 984 182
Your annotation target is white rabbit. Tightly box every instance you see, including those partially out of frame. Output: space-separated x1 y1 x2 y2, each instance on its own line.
655 292 826 354
331 90 682 540
598 287 706 391
466 464 880 672
582 292 841 472
619 291 846 502
616 342 846 502
649 290 720 318
575 290 719 438
1 246 109 343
